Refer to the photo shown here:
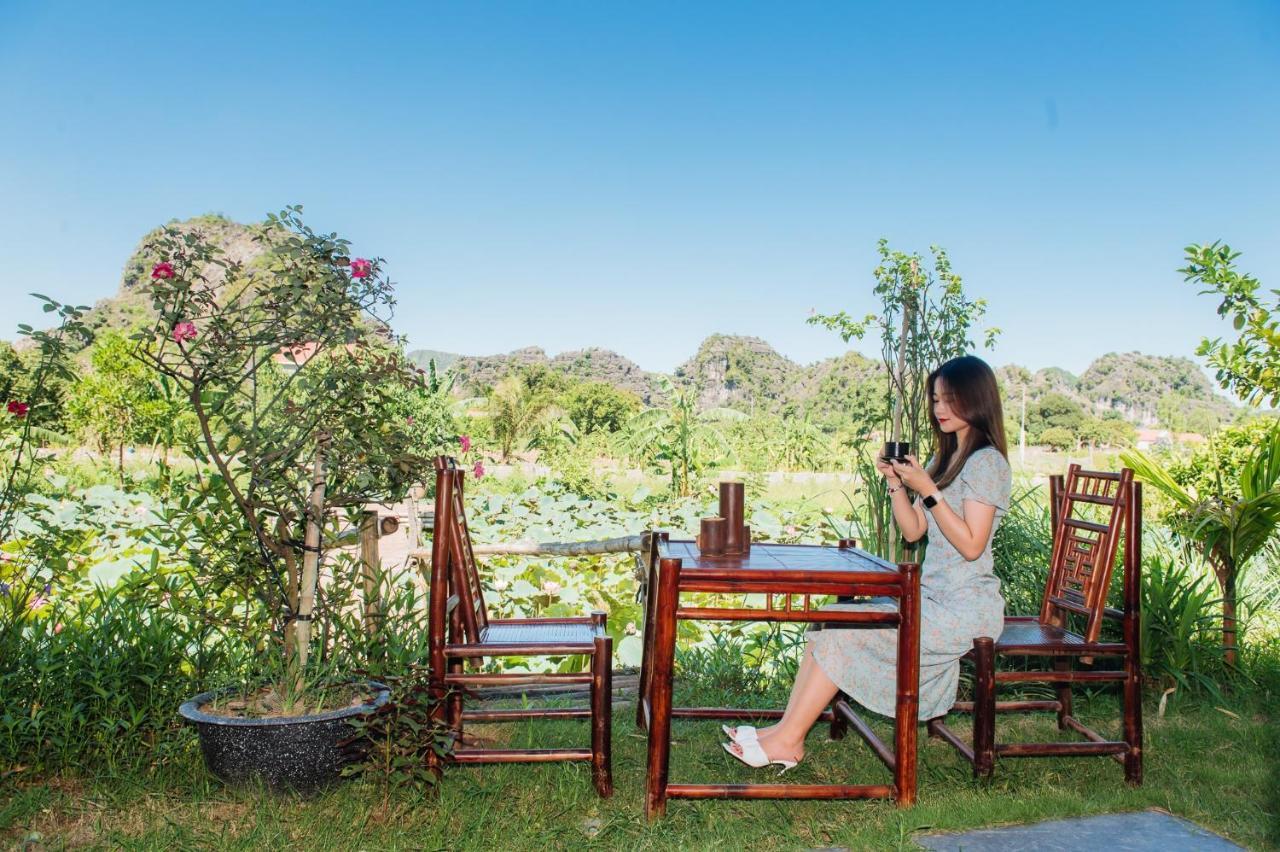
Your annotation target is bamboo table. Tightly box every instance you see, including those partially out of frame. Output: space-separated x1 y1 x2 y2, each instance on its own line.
637 534 921 819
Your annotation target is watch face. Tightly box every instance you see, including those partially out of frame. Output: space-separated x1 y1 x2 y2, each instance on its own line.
923 494 938 509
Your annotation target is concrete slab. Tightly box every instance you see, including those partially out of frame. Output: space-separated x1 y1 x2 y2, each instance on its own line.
916 809 1243 851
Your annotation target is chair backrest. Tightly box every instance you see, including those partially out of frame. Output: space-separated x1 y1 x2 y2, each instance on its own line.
433 455 489 642
1040 464 1134 642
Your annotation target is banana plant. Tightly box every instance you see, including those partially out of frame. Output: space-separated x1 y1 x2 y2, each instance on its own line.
1123 423 1280 665
618 377 736 496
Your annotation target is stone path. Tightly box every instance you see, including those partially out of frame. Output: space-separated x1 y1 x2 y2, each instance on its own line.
916 810 1243 851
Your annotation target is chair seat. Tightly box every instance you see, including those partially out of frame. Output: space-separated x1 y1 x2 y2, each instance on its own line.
995 619 1087 652
480 621 600 648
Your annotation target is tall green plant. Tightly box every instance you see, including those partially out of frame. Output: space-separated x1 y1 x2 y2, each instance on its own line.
808 239 996 553
1123 424 1280 665
620 378 734 496
1180 242 1280 408
1140 543 1225 700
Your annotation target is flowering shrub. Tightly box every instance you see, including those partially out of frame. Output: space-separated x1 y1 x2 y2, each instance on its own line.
134 206 433 705
0 296 90 643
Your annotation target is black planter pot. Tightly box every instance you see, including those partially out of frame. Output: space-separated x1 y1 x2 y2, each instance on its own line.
179 681 390 793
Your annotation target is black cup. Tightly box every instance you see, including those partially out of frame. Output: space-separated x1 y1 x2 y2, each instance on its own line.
882 441 911 463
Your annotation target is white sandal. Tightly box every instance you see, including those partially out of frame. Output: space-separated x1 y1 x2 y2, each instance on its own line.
721 724 758 744
722 739 798 773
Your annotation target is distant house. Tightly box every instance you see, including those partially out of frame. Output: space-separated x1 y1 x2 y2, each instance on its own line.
1135 428 1170 450
272 342 359 374
1135 428 1208 450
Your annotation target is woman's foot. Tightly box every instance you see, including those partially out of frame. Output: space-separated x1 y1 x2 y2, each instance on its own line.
722 738 800 772
724 730 803 767
723 723 779 744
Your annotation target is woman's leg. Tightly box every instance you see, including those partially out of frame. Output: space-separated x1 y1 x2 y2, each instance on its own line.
729 642 839 763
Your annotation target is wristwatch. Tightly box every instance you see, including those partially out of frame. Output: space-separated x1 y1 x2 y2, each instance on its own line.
922 493 939 510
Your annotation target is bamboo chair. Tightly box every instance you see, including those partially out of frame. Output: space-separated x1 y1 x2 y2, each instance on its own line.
426 456 612 796
928 465 1143 785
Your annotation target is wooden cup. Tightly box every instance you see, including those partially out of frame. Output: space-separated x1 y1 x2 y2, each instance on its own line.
698 517 727 555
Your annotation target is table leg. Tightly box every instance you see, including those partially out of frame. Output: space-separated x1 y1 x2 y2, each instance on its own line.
894 562 921 806
637 538 659 730
644 556 682 820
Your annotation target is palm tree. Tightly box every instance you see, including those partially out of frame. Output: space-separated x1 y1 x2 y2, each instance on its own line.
620 378 735 496
485 375 568 461
1122 424 1280 665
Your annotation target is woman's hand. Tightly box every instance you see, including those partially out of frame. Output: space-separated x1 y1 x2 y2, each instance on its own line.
873 457 901 485
889 455 938 496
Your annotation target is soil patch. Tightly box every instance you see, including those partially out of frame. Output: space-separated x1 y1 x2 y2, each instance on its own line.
199 684 376 719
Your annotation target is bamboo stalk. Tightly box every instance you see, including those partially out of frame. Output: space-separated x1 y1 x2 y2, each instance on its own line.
360 510 381 640
292 433 329 694
410 533 646 559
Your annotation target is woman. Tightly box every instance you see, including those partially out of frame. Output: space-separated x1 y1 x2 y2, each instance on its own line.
725 354 1012 770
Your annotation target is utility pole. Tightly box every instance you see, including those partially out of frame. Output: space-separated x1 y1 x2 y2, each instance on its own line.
1019 385 1027 468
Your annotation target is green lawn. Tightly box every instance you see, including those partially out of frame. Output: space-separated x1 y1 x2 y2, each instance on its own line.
3 692 1276 850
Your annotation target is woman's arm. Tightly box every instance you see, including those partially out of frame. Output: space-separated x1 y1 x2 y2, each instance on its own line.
875 457 928 542
924 496 996 561
889 455 998 560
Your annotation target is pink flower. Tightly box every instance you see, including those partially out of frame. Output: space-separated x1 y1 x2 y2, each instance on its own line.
472 461 485 480
459 434 472 453
172 321 198 343
28 596 48 610
151 262 175 280
53 622 64 634
785 525 798 536
7 401 29 418
406 416 415 426
541 580 561 596
350 258 373 278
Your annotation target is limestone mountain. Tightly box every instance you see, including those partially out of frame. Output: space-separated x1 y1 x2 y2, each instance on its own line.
673 335 802 414
446 346 666 404
84 214 270 342
406 349 461 373
1076 352 1232 425
999 352 1235 433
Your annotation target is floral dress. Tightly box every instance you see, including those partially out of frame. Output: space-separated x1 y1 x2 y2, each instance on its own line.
809 447 1012 720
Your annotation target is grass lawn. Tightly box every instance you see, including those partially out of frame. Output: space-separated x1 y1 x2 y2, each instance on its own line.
3 689 1277 850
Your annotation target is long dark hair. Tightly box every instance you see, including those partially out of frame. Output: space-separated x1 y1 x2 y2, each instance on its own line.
925 355 1008 491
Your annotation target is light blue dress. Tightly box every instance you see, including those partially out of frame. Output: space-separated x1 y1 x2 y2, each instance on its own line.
809 447 1012 719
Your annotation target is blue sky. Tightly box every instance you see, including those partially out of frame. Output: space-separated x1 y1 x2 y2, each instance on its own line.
1 1 1277 377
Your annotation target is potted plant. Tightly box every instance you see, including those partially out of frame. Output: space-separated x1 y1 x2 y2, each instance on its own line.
137 206 428 791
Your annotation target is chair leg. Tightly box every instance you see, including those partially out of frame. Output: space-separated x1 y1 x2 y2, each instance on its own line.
1123 651 1143 786
828 693 848 741
447 608 465 739
445 659 464 742
636 553 658 730
1054 656 1073 730
591 634 614 797
972 637 996 778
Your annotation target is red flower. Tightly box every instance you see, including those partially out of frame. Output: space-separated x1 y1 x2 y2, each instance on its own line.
459 434 471 453
472 461 485 480
172 321 198 343
7 401 28 417
151 262 175 280
350 258 373 279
